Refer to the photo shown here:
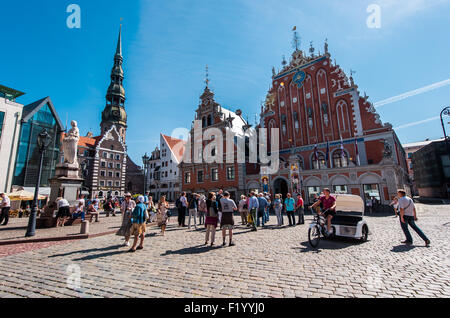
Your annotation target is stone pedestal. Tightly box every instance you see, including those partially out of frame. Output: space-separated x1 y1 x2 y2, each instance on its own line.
37 163 83 229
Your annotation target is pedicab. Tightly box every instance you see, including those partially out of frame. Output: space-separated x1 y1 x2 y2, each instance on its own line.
308 194 369 248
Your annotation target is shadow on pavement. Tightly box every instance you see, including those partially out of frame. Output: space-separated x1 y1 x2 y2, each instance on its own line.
295 237 363 253
390 244 417 253
161 244 220 256
0 226 27 232
48 244 124 258
73 250 126 261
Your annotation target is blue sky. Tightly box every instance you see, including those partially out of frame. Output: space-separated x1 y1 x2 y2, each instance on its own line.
1 0 449 164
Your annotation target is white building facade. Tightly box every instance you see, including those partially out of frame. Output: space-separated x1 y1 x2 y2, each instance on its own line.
147 134 185 202
0 85 24 193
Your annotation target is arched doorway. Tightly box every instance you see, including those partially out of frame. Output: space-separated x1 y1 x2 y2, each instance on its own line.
273 178 289 199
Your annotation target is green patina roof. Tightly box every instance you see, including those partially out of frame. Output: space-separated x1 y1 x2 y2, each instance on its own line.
0 84 25 99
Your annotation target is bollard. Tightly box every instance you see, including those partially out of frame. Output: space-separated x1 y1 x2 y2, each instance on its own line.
80 220 90 235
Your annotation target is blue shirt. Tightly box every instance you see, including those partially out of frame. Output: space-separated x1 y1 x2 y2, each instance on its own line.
257 197 268 211
131 203 147 224
284 198 295 212
248 196 259 210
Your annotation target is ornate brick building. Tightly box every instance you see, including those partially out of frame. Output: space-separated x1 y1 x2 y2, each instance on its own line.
253 39 410 205
180 80 249 201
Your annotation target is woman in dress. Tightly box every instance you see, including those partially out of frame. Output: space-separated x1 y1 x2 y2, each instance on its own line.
147 196 157 224
157 196 170 236
205 192 219 247
116 193 136 247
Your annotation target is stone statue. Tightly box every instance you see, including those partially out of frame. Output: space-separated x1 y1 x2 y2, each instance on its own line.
63 120 80 165
382 140 393 159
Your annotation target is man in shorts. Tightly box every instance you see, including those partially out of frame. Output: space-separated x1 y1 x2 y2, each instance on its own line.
220 191 237 247
311 188 336 235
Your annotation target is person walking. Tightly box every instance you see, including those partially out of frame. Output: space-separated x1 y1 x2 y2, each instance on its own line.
188 193 199 230
198 194 207 226
56 197 71 227
205 192 219 246
157 196 170 236
220 191 237 247
296 194 305 225
257 193 269 227
390 196 399 218
274 194 283 227
129 196 147 253
116 193 136 247
238 195 248 225
397 189 430 247
178 192 188 227
284 193 296 226
0 193 11 226
248 192 259 231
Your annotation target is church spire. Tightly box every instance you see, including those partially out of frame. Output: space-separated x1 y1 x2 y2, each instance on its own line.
116 24 122 57
101 25 127 141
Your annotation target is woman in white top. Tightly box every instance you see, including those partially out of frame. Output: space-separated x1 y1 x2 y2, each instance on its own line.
238 195 248 225
56 198 71 227
157 196 170 236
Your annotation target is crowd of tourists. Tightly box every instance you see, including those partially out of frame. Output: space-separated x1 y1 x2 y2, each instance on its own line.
43 186 433 253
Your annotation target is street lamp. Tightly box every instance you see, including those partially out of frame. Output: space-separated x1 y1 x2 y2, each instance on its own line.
142 153 150 194
441 107 450 154
26 128 52 237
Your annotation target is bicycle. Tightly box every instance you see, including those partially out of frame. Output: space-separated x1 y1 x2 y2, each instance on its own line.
308 208 335 248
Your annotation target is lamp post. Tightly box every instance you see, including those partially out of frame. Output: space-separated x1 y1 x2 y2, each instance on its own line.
441 107 450 154
142 153 150 194
26 129 51 237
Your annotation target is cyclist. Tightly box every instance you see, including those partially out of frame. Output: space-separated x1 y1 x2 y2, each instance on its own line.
311 188 337 236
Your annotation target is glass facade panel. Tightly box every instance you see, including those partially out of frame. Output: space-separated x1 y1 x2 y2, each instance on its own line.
0 111 5 139
12 103 61 187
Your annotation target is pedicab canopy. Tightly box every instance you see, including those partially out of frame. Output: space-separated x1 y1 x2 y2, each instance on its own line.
334 194 365 216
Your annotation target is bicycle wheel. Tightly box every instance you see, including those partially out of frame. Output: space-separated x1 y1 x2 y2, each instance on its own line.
308 225 321 248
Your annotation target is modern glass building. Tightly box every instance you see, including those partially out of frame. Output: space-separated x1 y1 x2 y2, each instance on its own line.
12 97 64 188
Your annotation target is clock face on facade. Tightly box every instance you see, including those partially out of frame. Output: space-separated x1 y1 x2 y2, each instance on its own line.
293 70 306 88
112 110 120 117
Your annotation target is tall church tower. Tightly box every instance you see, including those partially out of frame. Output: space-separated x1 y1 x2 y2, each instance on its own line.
101 25 127 141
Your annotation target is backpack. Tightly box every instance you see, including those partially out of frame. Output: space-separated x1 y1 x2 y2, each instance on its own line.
175 198 182 209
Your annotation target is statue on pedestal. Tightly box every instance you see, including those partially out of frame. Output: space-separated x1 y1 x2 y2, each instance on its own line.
62 120 80 166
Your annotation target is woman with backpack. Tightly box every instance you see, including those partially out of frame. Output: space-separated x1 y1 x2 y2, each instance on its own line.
205 192 219 246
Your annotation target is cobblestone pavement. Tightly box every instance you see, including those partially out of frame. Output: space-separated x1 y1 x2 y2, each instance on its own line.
0 204 448 298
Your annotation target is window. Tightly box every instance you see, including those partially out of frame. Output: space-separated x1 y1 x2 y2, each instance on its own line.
198 171 204 183
363 184 380 203
312 152 327 170
101 161 106 168
307 187 321 203
99 181 105 187
116 163 121 169
100 171 106 177
103 152 108 158
212 168 219 181
108 162 113 169
333 150 349 168
115 181 120 187
116 154 120 160
185 172 191 184
227 166 235 180
107 181 113 187
207 115 213 126
116 172 120 178
110 154 114 160
333 185 348 194
108 171 113 177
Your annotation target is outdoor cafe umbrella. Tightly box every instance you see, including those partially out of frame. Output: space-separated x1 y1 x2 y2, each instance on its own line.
6 190 46 201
